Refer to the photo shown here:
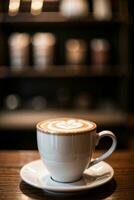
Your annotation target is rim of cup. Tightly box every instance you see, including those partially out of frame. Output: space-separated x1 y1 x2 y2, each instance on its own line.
37 118 97 135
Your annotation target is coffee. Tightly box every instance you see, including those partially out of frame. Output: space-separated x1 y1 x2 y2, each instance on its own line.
37 117 116 182
37 118 96 135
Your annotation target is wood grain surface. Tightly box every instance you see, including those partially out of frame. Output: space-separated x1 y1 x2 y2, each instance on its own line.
0 150 133 200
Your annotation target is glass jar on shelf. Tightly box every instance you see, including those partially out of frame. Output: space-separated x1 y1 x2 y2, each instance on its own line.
60 0 89 19
8 33 30 71
90 38 110 72
4 94 21 110
93 0 112 20
65 39 87 67
32 33 56 70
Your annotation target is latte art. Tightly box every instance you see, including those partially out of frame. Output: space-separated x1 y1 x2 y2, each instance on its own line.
48 119 84 131
37 118 96 135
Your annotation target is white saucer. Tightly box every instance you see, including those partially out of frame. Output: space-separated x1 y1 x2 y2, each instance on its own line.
20 160 114 193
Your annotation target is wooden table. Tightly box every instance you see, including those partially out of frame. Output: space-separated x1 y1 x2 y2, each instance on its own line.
0 150 133 200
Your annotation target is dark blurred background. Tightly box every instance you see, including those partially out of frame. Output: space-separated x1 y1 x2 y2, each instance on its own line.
0 0 133 150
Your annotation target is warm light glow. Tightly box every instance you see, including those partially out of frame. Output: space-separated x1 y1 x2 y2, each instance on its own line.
31 0 44 15
9 0 20 16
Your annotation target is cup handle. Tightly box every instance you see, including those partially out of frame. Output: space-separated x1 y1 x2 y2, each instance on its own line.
89 130 117 168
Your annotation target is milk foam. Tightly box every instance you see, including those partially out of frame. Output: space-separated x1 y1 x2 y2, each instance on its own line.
37 118 96 134
48 119 83 131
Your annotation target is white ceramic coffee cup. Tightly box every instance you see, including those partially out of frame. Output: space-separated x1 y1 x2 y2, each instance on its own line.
37 118 117 183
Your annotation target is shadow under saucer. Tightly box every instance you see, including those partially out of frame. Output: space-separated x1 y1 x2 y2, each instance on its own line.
20 178 117 200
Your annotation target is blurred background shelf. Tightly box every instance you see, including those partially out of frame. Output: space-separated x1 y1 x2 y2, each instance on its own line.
0 110 127 130
0 66 128 78
0 0 132 150
1 12 128 24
